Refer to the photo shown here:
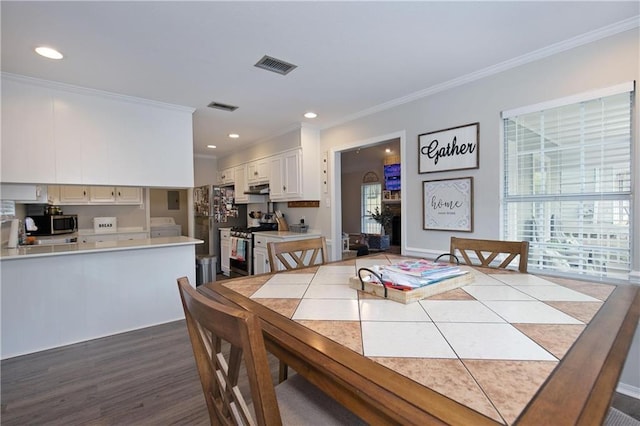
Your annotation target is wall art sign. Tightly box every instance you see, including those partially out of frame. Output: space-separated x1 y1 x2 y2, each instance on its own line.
423 177 473 232
418 122 479 173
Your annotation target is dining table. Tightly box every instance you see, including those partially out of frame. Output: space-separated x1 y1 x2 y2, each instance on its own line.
200 253 640 425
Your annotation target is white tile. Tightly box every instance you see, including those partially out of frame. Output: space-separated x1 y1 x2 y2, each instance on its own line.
292 299 360 321
420 300 505 323
489 274 558 286
482 301 583 324
305 284 358 299
466 272 507 286
251 284 308 299
315 265 356 275
310 273 353 285
463 285 534 301
510 285 599 302
437 323 556 361
362 322 457 358
266 273 315 285
360 299 431 322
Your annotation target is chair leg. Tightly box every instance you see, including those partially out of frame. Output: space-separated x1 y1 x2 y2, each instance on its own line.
278 361 288 383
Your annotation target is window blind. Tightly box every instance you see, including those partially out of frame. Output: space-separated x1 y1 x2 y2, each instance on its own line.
502 88 633 280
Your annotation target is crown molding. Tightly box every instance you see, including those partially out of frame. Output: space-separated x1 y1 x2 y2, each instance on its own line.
322 16 640 130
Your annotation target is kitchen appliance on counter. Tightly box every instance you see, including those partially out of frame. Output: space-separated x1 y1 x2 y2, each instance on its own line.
229 223 278 277
24 214 78 236
193 185 246 274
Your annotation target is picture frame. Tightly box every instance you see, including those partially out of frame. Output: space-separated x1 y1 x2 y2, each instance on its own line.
418 122 479 174
423 177 473 232
383 190 391 200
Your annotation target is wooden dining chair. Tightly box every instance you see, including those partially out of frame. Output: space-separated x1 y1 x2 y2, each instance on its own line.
447 237 530 273
267 237 328 272
177 277 364 426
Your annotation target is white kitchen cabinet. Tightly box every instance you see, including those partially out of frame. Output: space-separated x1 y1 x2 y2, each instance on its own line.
247 158 270 185
269 150 302 201
218 168 234 186
0 78 56 184
232 165 249 204
220 228 231 276
89 186 116 203
59 186 90 204
233 164 266 204
51 185 142 205
115 187 142 204
1 74 194 188
0 184 49 203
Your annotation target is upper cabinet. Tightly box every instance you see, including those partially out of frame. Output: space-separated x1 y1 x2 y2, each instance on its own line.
1 74 195 188
1 78 56 184
269 150 302 201
48 185 143 205
247 158 269 185
234 164 269 204
218 167 235 186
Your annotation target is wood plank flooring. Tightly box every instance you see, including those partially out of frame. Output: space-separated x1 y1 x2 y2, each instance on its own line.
2 319 638 425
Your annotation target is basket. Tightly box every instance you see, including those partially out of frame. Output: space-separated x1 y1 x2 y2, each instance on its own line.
289 223 308 233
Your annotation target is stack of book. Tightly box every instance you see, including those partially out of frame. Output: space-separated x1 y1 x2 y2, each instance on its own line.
375 259 468 290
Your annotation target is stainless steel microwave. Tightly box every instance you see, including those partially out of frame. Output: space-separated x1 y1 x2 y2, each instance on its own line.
25 214 78 236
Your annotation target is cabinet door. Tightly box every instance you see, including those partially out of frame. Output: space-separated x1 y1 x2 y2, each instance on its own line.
47 186 60 204
233 165 249 203
1 78 56 184
282 150 301 198
253 248 269 275
117 232 149 241
269 156 285 199
247 159 269 184
89 186 116 203
59 186 89 204
220 229 231 276
115 187 142 204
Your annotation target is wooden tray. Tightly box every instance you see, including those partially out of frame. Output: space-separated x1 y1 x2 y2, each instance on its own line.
348 272 474 304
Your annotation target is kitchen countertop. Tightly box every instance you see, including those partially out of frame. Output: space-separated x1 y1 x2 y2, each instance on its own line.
1 236 202 260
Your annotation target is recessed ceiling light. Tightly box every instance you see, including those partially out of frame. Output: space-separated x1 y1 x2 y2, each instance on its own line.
304 112 318 119
385 148 392 153
35 46 63 60
207 145 217 149
228 133 239 139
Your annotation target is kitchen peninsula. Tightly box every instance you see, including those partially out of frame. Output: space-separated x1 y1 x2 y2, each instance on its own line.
0 236 202 359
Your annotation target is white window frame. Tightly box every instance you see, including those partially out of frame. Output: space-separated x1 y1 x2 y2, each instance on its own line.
361 183 382 234
501 83 634 281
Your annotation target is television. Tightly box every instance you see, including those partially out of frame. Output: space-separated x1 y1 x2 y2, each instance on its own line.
384 163 401 191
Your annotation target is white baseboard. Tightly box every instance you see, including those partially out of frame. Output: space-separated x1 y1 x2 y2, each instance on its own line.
617 382 640 399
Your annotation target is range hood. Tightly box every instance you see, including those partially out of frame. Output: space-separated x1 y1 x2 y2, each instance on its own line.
244 184 270 195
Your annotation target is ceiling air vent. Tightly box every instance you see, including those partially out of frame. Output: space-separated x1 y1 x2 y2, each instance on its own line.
254 55 297 75
207 101 238 112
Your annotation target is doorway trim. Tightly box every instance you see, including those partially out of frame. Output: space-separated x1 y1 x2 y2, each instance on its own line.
329 130 407 261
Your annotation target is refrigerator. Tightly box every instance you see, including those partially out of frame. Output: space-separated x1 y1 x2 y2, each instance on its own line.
193 185 247 273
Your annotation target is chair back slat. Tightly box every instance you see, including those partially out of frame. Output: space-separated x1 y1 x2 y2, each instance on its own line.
267 237 328 272
450 237 529 273
177 277 282 426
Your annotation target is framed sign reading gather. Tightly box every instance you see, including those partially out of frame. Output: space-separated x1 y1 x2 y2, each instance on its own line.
423 177 473 232
419 122 479 173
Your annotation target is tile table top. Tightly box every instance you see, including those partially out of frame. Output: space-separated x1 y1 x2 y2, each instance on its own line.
221 255 618 424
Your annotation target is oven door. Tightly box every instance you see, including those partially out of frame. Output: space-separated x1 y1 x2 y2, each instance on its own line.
230 237 252 277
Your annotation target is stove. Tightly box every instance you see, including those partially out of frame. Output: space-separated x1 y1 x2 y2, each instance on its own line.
229 223 278 276
230 223 278 238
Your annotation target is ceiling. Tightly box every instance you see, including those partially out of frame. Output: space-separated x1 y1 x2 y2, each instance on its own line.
2 2 638 158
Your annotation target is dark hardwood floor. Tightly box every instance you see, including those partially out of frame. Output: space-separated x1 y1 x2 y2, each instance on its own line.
2 319 638 424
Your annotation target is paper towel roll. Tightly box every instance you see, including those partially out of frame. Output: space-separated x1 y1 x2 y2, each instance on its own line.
8 219 19 248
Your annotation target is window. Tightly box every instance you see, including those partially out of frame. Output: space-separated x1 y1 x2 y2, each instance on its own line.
502 83 633 280
361 183 382 233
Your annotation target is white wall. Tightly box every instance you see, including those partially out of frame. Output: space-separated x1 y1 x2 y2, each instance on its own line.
317 28 640 394
193 155 218 187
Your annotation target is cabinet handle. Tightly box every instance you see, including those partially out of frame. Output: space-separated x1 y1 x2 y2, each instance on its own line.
118 191 121 196
112 191 115 196
283 186 286 191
